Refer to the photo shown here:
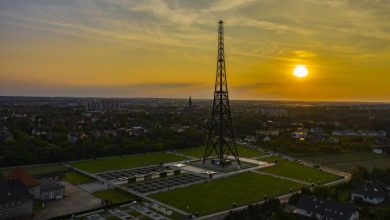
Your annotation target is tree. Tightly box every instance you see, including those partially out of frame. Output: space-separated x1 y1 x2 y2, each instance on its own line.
313 186 332 199
288 193 300 205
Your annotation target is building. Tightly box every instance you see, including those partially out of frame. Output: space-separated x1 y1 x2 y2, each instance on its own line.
262 136 271 142
292 128 307 140
372 146 390 155
310 127 325 134
7 167 40 199
40 182 65 201
129 127 145 136
256 129 280 136
332 130 387 137
33 173 65 184
67 132 88 144
0 127 13 143
0 179 33 220
85 100 121 112
294 195 359 220
260 108 288 117
351 182 386 205
67 133 79 144
327 138 341 144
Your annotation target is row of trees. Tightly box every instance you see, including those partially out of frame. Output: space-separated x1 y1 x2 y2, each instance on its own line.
224 198 299 220
0 127 204 167
260 135 373 156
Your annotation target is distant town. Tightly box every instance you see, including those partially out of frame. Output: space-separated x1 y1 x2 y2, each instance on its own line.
1 96 390 220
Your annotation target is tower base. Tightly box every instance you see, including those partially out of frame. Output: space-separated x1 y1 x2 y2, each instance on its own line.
211 159 232 166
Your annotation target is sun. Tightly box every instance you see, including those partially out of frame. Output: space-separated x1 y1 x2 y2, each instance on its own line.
293 65 309 78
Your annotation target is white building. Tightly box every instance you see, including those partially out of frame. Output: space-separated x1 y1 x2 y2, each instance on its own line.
372 147 388 155
351 182 386 205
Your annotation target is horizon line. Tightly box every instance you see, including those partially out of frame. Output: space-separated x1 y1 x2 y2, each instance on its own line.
1 95 390 105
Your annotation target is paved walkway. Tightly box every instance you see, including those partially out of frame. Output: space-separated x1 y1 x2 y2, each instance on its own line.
33 181 102 220
167 150 196 160
78 182 114 193
226 155 272 166
126 203 169 220
251 170 311 185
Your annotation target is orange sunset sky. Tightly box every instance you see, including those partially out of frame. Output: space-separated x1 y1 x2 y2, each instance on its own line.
0 0 389 101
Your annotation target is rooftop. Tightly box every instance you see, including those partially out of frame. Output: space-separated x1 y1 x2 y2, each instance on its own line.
7 167 39 187
0 179 33 204
352 182 386 198
40 182 65 192
296 195 355 220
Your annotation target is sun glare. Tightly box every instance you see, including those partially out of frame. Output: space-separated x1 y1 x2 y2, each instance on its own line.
293 65 309 78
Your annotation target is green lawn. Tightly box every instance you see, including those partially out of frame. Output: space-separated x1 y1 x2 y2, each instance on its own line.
0 163 67 175
151 172 303 216
261 156 340 184
301 152 390 172
71 152 186 173
178 145 264 158
93 189 136 204
63 171 95 185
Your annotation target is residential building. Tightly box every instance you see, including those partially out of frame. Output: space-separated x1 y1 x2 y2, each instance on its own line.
294 195 359 220
7 168 40 199
260 108 288 117
292 128 307 139
67 132 88 144
351 182 386 205
310 127 325 134
372 146 389 155
0 179 33 220
129 127 145 136
332 130 387 137
256 129 280 136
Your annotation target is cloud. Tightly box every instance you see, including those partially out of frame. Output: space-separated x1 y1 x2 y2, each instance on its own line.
292 50 317 58
303 0 347 7
205 0 257 12
229 18 295 33
0 79 207 98
0 0 390 101
131 82 204 89
235 82 282 91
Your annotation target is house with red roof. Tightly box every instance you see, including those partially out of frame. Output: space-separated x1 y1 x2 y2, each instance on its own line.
7 167 40 199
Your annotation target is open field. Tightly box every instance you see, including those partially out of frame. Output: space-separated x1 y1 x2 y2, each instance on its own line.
151 172 303 216
301 152 390 172
71 152 186 173
261 156 340 184
63 171 95 185
93 189 136 204
0 163 67 175
178 145 264 158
